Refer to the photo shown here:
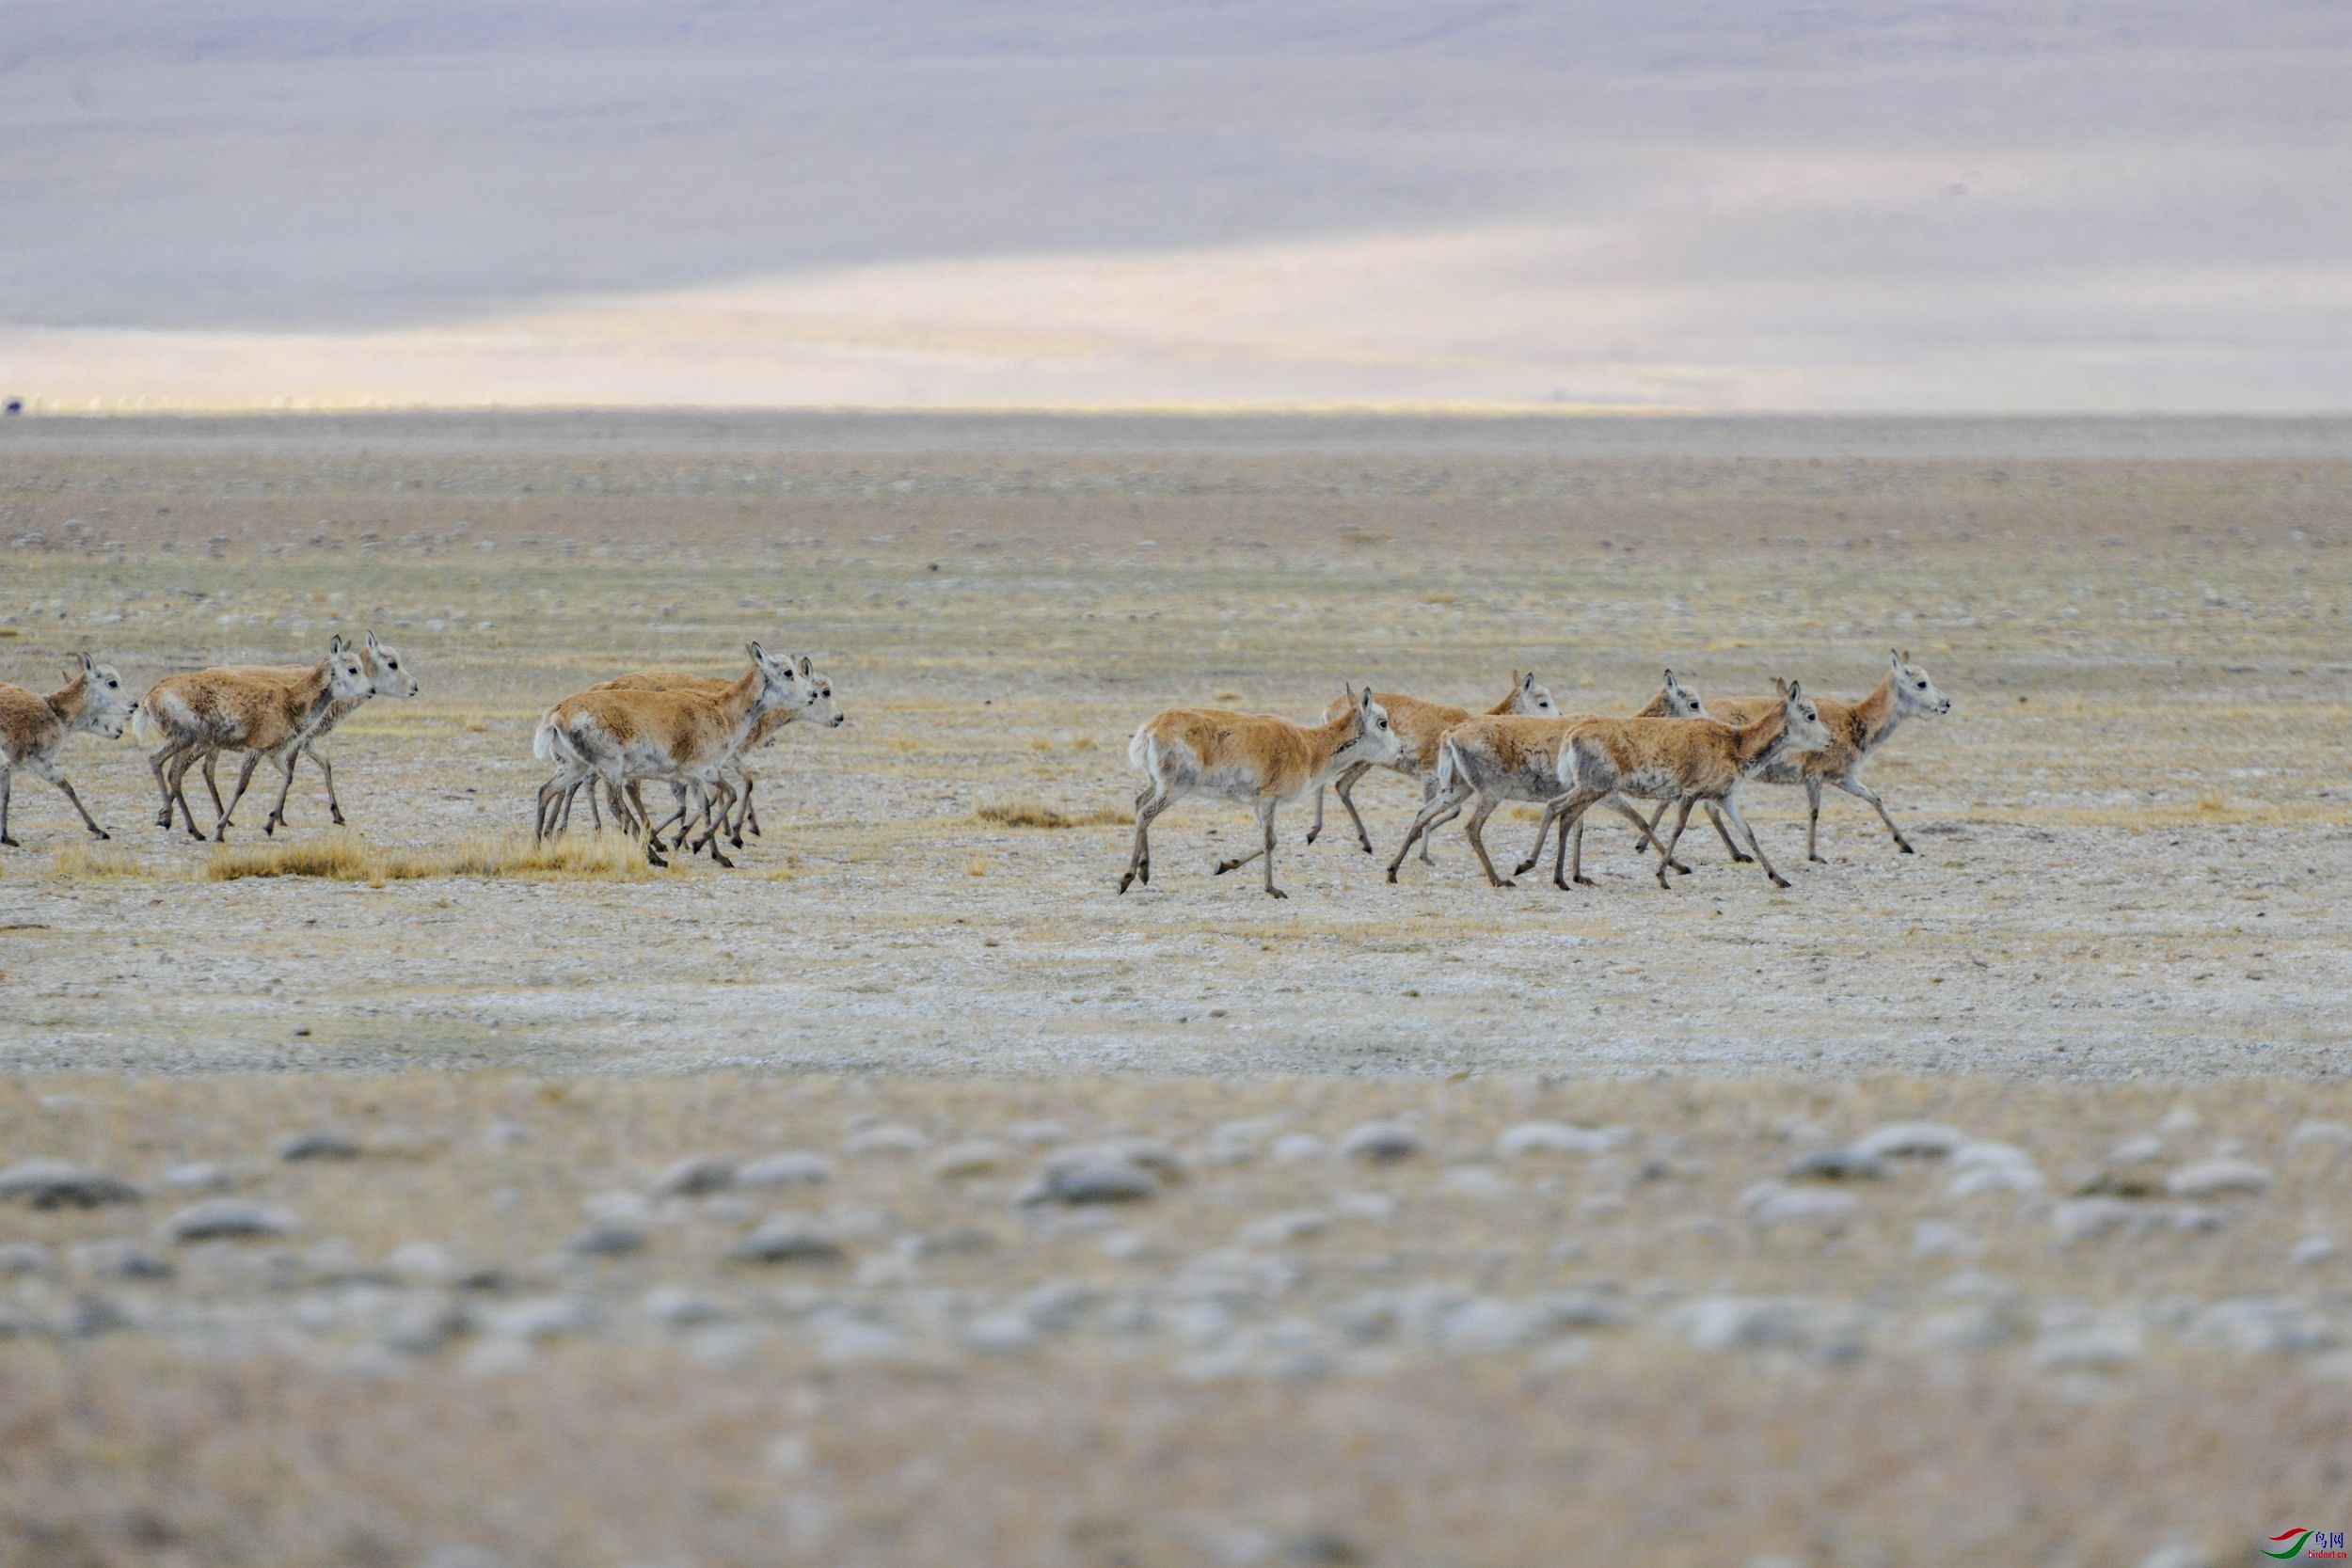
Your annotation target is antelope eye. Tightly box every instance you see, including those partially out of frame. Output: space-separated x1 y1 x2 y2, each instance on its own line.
1915 679 1926 689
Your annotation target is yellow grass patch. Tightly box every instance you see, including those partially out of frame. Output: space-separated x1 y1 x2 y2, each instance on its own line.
47 843 156 879
205 830 655 882
973 799 1133 830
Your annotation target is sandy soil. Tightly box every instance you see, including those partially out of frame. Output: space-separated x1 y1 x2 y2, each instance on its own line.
3 416 2347 1079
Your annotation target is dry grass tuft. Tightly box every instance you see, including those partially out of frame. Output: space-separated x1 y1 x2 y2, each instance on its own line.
48 843 156 879
2196 785 2229 814
974 799 1133 830
206 831 654 882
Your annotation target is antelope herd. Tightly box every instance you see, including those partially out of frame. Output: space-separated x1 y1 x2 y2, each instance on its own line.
2 637 1949 897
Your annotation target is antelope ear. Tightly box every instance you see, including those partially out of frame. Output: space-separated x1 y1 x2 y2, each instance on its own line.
328 634 345 655
1788 679 1804 701
1774 676 1789 696
1359 684 1376 710
746 641 770 666
1900 648 1913 665
1891 647 1903 669
798 655 813 678
1521 670 1535 691
1662 667 1675 684
367 628 384 652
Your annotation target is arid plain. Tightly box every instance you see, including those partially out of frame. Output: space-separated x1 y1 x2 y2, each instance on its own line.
3 415 2349 1566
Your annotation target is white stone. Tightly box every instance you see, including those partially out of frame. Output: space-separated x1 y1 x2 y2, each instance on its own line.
1739 1182 1860 1230
1337 1121 1425 1164
2166 1159 2272 1199
2291 1235 2338 1267
1495 1121 1627 1158
159 1199 294 1243
1269 1133 1327 1161
737 1152 834 1188
648 1157 734 1197
844 1124 928 1156
1850 1121 1968 1160
928 1139 1008 1180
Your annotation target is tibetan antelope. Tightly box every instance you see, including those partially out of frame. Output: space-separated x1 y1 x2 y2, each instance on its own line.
1120 687 1402 898
0 653 138 847
1681 650 1951 863
139 638 374 841
197 631 420 828
1540 678 1832 890
583 662 844 847
1306 671 1556 862
532 642 815 867
1383 670 1705 884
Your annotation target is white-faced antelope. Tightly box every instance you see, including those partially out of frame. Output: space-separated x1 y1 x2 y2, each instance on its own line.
532 642 816 867
137 638 374 841
585 662 844 847
1539 678 1833 890
1383 671 1705 885
1683 650 1951 863
1120 687 1402 898
0 653 138 847
1307 672 1556 863
203 630 420 828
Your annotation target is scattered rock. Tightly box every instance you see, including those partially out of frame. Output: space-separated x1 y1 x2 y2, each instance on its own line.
2106 1136 2166 1165
1337 1121 1425 1164
2029 1318 2143 1370
1739 1182 1860 1230
1850 1122 1967 1160
648 1156 735 1197
843 1123 928 1156
1441 1164 1514 1200
1944 1142 2043 1196
963 1311 1039 1355
1785 1147 1889 1181
0 1241 55 1275
2289 1120 2352 1152
1241 1211 1329 1247
730 1215 847 1264
737 1152 834 1188
1269 1133 1327 1161
583 1191 653 1226
481 1296 595 1341
2185 1296 2336 1356
1666 1296 1866 1356
277 1130 360 1162
1910 1221 1976 1259
69 1239 173 1280
1016 1149 1158 1206
381 1295 469 1354
2165 1158 2271 1199
1495 1121 1627 1158
160 1162 231 1194
2291 1235 2337 1268
812 1317 904 1363
0 1160 143 1210
160 1199 295 1243
387 1242 459 1283
1330 1192 1398 1223
1003 1120 1071 1148
2137 1541 2220 1568
929 1139 1008 1180
421 1547 509 1568
566 1223 648 1258
642 1286 731 1328
482 1121 530 1149
1910 1303 2025 1353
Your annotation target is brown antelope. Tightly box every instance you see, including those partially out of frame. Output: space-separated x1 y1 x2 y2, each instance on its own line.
0 653 138 847
1307 672 1556 862
1383 671 1706 884
1539 678 1833 890
1679 650 1951 863
532 642 815 867
198 631 420 828
584 663 844 847
1120 687 1401 898
138 639 374 841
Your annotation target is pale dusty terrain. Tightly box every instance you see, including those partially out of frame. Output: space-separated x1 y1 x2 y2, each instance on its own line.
1 415 2349 1567
2 415 2347 1079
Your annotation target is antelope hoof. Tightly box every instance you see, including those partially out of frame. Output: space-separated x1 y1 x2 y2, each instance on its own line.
1385 867 1400 884
1670 860 1692 875
729 833 744 849
1897 841 1915 855
1358 838 1374 855
1118 870 1137 894
1808 853 1829 864
1730 852 1756 864
1213 860 1237 876
1265 886 1287 899
329 809 346 827
0 835 18 848
1574 875 1597 887
1491 878 1517 889
1512 858 1539 877
155 808 172 828
1304 826 1320 845
708 848 736 869
89 828 110 841
1770 872 1792 889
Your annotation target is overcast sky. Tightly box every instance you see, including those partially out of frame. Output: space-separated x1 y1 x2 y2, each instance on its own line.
6 1 2348 410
